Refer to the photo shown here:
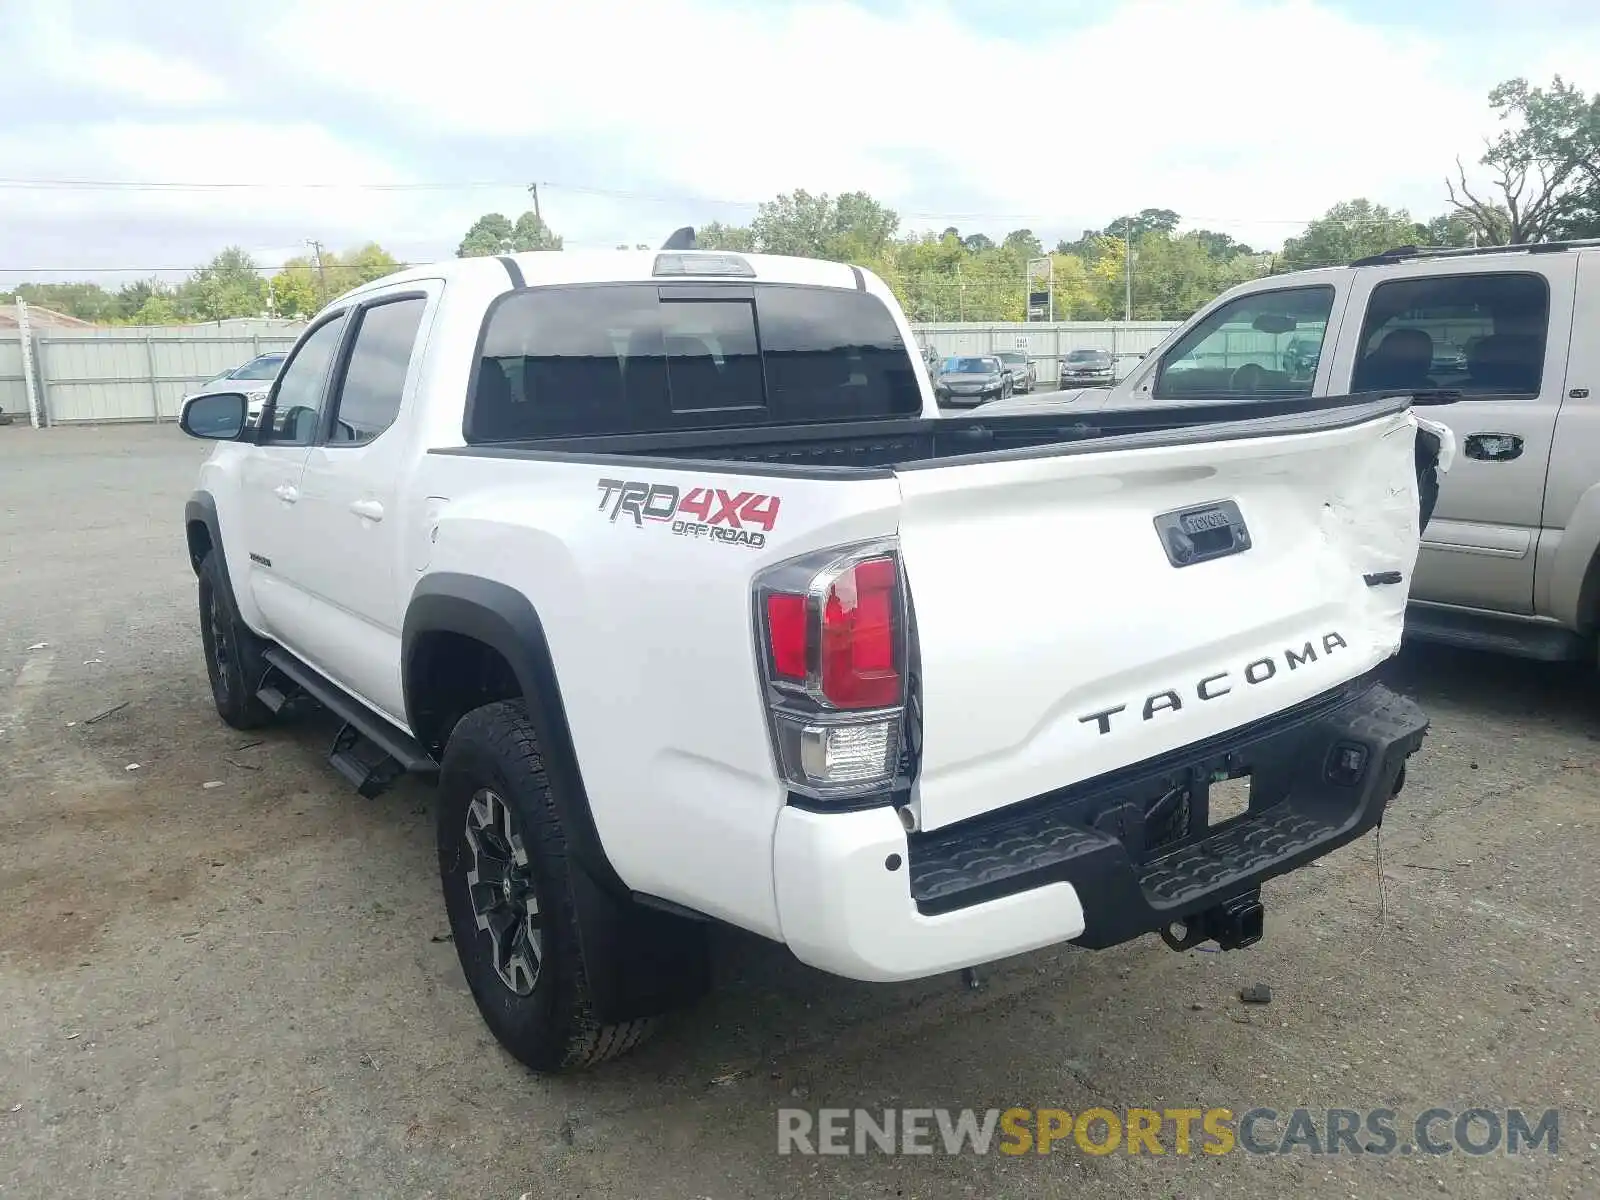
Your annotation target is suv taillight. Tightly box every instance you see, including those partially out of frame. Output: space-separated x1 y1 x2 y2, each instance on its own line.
754 541 913 801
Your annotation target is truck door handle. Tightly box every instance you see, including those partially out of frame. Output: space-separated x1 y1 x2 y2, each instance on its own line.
274 484 299 503
1464 433 1523 462
349 499 385 522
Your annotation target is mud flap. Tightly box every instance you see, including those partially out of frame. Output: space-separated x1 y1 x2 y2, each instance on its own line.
567 861 711 1024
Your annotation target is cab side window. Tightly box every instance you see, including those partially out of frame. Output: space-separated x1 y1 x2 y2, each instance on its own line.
1153 286 1334 401
263 313 348 446
1352 272 1549 398
326 297 428 445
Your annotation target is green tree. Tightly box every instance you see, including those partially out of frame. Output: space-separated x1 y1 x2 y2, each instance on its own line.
456 213 515 256
695 221 756 251
14 281 118 322
511 211 562 251
457 211 562 256
269 257 321 317
186 247 267 321
1001 229 1044 258
130 293 179 325
1189 230 1255 259
337 242 403 288
268 243 403 317
1447 74 1600 244
743 189 900 259
1419 213 1481 247
1279 199 1427 269
1105 208 1181 240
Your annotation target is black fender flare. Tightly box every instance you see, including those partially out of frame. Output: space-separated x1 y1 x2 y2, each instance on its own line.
402 573 708 1022
185 491 229 581
402 573 624 891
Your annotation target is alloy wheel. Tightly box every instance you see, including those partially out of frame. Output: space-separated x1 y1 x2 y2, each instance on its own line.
464 789 544 995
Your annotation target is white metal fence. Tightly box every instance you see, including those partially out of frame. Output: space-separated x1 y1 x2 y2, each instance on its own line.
1 318 1187 425
1 317 307 426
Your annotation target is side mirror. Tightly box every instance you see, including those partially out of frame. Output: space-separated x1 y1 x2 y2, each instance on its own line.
179 392 248 441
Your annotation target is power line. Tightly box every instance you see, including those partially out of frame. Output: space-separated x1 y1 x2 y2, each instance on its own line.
0 175 1461 230
0 178 527 192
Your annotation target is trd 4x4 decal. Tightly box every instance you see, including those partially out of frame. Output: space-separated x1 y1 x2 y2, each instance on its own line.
596 478 782 549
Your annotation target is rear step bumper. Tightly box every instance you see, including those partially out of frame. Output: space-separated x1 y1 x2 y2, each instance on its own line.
771 679 1426 982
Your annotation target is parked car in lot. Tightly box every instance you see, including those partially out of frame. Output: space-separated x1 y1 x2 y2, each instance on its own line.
994 350 1036 393
182 352 287 426
935 355 1012 406
979 237 1600 670
1059 347 1116 386
176 241 1447 1075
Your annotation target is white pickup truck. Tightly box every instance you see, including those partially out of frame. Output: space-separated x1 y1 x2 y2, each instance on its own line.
178 239 1450 1073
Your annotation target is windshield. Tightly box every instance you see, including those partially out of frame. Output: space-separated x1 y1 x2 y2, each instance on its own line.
230 354 286 380
943 357 992 374
997 353 1025 364
1067 349 1107 362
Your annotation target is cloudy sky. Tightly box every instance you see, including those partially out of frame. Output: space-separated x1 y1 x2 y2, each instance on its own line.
2 0 1596 284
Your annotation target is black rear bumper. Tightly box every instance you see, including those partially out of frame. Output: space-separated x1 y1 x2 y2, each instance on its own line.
906 675 1427 950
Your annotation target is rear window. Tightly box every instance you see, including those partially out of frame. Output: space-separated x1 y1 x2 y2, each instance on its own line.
465 283 921 441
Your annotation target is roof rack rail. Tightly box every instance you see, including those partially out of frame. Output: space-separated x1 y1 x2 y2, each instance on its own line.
1349 237 1600 268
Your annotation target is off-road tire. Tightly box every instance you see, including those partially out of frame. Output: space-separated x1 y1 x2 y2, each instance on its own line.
196 549 274 729
437 700 656 1073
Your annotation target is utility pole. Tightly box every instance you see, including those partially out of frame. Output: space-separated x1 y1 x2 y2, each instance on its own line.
528 182 542 226
1124 227 1134 323
307 239 327 307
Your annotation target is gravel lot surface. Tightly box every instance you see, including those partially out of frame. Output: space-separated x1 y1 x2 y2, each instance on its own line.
2 424 1596 1199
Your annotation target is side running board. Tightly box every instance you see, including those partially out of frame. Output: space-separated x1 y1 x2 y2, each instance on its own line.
258 647 439 796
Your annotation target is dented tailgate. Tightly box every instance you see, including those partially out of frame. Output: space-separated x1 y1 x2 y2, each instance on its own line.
894 401 1430 833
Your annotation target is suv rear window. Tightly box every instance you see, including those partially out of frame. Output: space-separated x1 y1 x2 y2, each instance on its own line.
466 283 921 441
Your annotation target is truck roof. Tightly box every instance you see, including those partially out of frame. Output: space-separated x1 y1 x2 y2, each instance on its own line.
332 248 868 308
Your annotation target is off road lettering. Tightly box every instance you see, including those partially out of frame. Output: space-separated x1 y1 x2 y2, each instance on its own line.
598 477 782 547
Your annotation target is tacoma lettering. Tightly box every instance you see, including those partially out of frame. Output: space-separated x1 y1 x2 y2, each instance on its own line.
1077 631 1348 736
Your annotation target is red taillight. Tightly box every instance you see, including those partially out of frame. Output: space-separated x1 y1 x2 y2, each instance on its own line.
765 593 808 681
755 541 911 800
761 555 904 710
819 556 901 708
